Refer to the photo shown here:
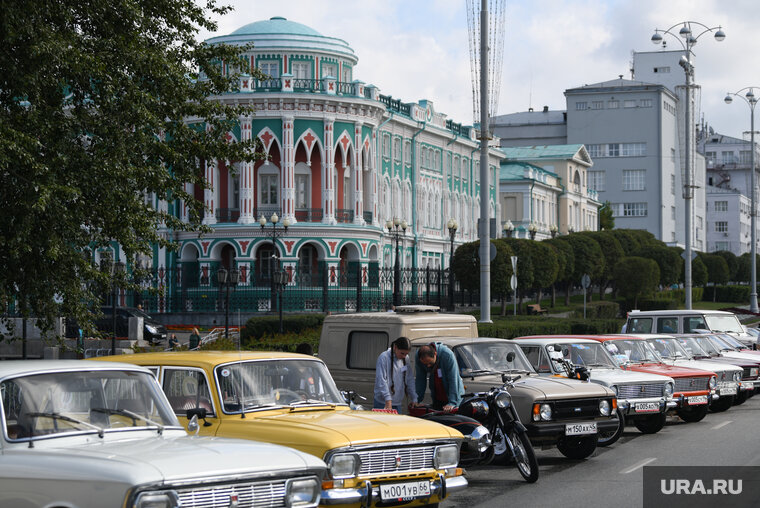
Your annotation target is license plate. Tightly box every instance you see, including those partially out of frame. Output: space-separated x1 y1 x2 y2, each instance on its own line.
687 395 708 405
742 381 754 390
634 402 660 413
721 386 737 396
379 481 431 501
565 422 597 435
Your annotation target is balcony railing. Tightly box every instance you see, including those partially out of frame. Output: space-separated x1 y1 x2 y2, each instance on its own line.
335 209 354 223
363 211 373 224
294 208 323 223
216 208 240 223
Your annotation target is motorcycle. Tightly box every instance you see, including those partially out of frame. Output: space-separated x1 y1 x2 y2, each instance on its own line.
411 360 539 483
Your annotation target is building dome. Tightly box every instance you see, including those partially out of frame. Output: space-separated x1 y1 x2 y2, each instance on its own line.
230 16 323 37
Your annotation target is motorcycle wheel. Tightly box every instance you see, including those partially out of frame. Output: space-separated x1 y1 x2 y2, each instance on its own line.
632 412 666 434
597 409 624 447
506 429 539 483
710 395 734 412
556 435 597 460
676 405 709 423
733 391 749 405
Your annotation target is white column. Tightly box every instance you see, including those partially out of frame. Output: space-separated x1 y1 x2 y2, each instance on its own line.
238 115 255 224
282 115 296 223
203 158 217 225
323 118 336 224
354 122 364 224
370 129 379 226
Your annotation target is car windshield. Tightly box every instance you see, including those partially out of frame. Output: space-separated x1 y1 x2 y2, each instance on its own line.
647 338 690 360
2 369 179 442
676 337 711 358
708 335 737 351
714 333 746 349
603 339 660 365
693 336 722 356
455 342 535 374
214 359 346 413
704 315 744 334
549 342 618 369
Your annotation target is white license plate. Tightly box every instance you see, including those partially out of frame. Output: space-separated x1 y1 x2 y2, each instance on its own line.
379 481 431 501
721 386 738 396
634 402 660 413
687 395 708 405
742 381 754 390
565 422 597 435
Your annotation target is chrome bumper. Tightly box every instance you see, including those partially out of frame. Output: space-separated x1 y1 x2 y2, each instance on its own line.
319 474 468 506
616 397 668 416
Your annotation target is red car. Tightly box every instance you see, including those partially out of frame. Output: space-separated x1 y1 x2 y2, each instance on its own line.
588 336 717 424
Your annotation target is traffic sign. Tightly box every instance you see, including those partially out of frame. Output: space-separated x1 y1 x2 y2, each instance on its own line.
511 256 518 271
510 274 517 290
581 274 591 289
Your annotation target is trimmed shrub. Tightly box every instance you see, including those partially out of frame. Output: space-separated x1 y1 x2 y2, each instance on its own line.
478 318 621 339
702 285 750 303
241 314 325 343
572 301 620 319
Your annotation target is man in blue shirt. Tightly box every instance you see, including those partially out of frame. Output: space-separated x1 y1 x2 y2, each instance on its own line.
415 342 464 413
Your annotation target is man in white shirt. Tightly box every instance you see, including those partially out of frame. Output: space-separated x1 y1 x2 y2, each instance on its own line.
374 337 417 413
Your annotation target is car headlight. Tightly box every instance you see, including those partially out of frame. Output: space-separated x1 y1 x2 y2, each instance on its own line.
433 444 459 469
664 382 674 398
609 385 618 396
539 403 552 421
751 368 759 377
328 454 359 479
734 372 742 382
145 324 158 333
286 477 320 507
709 376 717 389
494 391 511 409
599 399 611 416
134 491 179 508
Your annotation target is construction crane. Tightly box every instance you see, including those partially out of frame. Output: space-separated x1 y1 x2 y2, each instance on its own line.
466 0 506 126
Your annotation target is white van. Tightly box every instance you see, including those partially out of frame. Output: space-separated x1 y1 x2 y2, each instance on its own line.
625 310 757 348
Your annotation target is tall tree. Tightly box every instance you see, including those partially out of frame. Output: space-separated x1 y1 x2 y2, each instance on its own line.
579 231 623 300
598 201 615 230
557 234 604 304
543 238 574 307
614 257 660 309
0 0 265 333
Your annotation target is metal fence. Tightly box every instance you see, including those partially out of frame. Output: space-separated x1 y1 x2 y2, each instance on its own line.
129 265 479 315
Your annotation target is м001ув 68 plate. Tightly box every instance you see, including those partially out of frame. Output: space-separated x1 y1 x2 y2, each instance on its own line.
380 481 432 501
565 422 597 435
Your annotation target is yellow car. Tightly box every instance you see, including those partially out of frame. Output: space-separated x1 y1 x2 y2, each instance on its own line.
94 351 467 507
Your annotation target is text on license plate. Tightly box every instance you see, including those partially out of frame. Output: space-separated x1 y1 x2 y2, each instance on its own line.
565 422 597 435
742 381 754 390
379 481 431 501
687 395 708 405
721 386 737 396
634 402 660 413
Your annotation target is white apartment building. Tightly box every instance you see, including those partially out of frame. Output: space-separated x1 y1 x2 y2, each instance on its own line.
706 186 750 254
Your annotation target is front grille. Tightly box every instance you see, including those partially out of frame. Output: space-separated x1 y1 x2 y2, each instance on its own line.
674 377 709 392
357 446 436 476
742 367 757 380
551 398 604 420
176 479 287 508
617 383 664 399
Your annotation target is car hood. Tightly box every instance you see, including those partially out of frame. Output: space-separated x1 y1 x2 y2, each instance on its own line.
691 357 758 369
217 408 461 458
716 351 760 365
584 368 673 386
462 373 613 400
621 363 712 378
3 432 323 485
666 358 742 375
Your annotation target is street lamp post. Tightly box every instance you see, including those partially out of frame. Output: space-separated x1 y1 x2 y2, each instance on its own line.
725 88 759 313
386 217 407 308
502 220 514 238
110 260 125 355
549 224 558 238
216 266 240 340
273 268 289 333
260 212 290 316
650 21 725 309
528 222 538 240
447 218 458 311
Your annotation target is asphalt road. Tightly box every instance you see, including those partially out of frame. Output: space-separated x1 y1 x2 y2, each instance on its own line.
444 395 760 508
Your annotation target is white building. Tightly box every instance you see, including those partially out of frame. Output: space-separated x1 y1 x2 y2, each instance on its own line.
706 185 750 253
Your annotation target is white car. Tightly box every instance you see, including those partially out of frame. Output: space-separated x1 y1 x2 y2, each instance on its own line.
0 360 326 508
514 337 676 436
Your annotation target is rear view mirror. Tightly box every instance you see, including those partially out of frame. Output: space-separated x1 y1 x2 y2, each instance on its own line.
506 351 515 363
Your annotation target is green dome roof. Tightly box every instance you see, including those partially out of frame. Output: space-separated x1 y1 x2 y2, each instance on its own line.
231 17 323 37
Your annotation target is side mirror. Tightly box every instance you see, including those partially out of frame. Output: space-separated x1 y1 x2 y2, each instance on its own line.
186 407 212 427
187 414 200 435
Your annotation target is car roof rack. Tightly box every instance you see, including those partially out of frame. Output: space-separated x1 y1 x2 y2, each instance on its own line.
394 305 440 313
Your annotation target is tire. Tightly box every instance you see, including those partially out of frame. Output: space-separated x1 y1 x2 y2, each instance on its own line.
505 429 539 483
632 412 666 434
676 405 709 423
597 409 624 447
556 435 597 460
733 391 749 406
710 395 734 413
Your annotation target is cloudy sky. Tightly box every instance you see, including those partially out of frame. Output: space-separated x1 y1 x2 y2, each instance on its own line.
199 0 760 139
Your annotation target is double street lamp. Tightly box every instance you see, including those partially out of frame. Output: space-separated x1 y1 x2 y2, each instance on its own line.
725 88 759 313
386 217 408 307
216 267 240 340
447 218 458 311
260 212 290 328
502 220 514 238
650 20 725 309
528 222 538 240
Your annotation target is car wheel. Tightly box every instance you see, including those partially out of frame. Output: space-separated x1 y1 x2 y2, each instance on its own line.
710 395 734 412
733 391 749 405
676 405 709 423
632 412 666 434
556 435 597 460
597 409 624 447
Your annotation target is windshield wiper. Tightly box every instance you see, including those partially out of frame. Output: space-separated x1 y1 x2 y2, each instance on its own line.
289 399 335 410
91 408 165 435
585 363 613 368
26 411 104 438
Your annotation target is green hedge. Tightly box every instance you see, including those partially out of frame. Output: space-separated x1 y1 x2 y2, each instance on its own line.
478 318 621 339
702 285 750 303
241 314 325 343
624 298 678 312
571 301 620 319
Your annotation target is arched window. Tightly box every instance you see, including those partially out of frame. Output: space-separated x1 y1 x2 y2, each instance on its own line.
258 163 280 211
